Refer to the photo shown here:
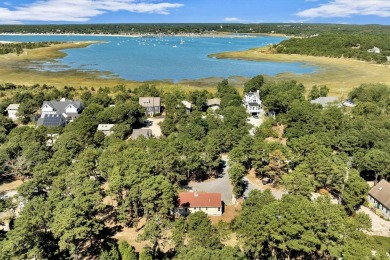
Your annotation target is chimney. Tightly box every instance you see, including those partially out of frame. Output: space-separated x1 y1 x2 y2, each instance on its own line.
194 192 198 197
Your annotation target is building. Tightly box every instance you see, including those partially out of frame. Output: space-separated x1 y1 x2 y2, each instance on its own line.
368 180 390 220
181 100 192 114
37 98 83 127
97 124 115 136
387 56 390 62
310 96 340 107
132 129 153 140
176 192 222 216
243 91 262 115
6 104 20 120
367 47 381 54
207 98 221 111
139 97 161 116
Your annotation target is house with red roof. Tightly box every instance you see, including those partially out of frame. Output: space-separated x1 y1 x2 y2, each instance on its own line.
176 192 223 216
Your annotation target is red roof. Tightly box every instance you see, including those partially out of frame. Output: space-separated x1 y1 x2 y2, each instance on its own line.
178 192 222 208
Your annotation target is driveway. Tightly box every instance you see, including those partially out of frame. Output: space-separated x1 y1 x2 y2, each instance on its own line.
188 154 234 205
358 206 390 237
248 113 264 136
143 116 164 138
243 174 287 200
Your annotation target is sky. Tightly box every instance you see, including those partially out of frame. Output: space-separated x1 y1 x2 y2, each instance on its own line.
0 0 390 25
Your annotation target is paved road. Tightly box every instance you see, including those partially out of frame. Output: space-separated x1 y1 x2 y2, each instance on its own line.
188 154 234 205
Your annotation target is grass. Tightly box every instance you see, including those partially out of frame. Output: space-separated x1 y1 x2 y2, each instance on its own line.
210 47 390 97
366 235 390 252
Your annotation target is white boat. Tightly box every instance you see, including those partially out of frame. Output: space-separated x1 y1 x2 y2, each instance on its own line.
172 45 177 48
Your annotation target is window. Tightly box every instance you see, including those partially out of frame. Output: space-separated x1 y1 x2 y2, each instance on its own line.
218 207 220 211
194 207 197 210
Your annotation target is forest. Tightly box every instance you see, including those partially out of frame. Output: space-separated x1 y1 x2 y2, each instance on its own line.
275 33 390 63
0 78 390 259
0 42 61 55
1 23 390 36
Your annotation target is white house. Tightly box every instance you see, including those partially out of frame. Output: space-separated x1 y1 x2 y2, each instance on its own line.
38 98 83 127
6 104 20 120
181 100 192 114
243 90 262 115
387 56 390 62
368 180 390 220
97 124 115 136
176 192 222 216
367 47 381 54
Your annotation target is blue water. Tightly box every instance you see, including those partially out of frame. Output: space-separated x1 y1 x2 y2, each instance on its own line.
0 35 316 82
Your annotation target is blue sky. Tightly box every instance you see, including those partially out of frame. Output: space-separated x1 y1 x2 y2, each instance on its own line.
0 0 389 25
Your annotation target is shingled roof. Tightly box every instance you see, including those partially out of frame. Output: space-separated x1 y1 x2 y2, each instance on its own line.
178 192 222 208
369 179 390 210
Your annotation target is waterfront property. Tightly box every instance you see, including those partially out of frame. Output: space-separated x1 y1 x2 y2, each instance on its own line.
6 104 20 120
368 179 390 220
243 90 262 115
139 97 161 116
176 192 223 216
97 124 115 136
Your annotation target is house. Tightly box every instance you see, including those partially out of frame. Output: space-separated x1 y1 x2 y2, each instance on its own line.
175 192 222 216
37 114 66 127
310 96 340 107
37 98 83 127
343 99 356 107
243 90 262 115
387 56 390 62
139 97 161 116
97 124 115 136
207 98 221 111
367 47 381 54
368 180 390 220
181 100 192 114
132 129 153 140
6 104 20 120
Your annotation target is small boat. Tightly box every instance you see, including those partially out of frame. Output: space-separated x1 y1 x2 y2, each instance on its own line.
172 45 177 48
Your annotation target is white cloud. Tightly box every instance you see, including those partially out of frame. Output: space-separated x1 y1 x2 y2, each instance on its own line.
0 0 183 23
224 17 240 22
297 0 390 18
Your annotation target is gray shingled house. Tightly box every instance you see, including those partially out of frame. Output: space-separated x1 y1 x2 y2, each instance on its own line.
139 97 161 116
368 179 390 219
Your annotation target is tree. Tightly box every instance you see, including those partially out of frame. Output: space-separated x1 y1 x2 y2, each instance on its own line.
229 162 246 197
244 75 264 93
261 149 288 185
118 241 137 260
319 85 330 97
137 215 169 257
361 149 390 183
309 85 320 100
187 211 222 249
282 169 313 199
341 170 369 214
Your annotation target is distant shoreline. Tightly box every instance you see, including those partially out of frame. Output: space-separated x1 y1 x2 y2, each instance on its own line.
0 32 288 39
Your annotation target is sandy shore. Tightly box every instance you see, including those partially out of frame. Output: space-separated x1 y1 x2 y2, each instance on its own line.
0 41 15 43
0 32 278 38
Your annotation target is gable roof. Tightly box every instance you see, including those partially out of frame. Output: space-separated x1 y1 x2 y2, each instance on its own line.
139 97 161 108
42 99 83 115
6 104 20 111
369 180 390 210
178 192 222 208
132 129 152 140
310 96 339 107
207 98 221 107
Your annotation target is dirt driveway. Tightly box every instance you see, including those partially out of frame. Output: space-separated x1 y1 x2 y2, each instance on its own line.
143 116 164 138
358 206 390 237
